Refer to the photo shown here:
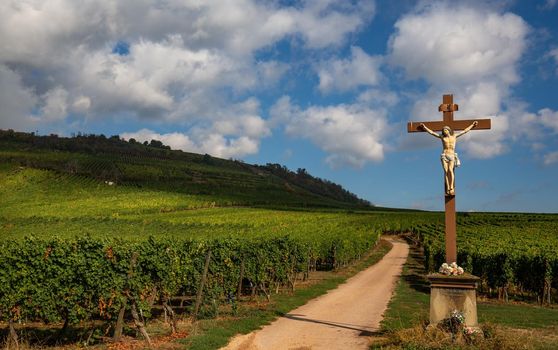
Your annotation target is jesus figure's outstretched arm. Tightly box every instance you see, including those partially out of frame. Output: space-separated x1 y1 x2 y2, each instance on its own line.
419 123 441 138
456 121 478 138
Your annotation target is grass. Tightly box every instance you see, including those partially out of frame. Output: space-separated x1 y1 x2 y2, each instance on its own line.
478 302 558 329
181 239 394 350
380 241 430 332
377 237 558 349
372 324 558 350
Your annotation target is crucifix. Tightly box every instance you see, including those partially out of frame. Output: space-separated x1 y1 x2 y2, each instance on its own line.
408 94 491 264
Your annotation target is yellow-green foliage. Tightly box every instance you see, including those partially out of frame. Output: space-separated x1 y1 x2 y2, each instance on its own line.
415 214 558 302
0 165 425 327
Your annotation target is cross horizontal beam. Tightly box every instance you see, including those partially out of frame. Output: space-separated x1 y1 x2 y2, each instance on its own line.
407 119 491 133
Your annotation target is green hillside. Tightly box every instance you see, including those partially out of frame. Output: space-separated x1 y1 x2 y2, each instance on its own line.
0 129 420 245
0 129 372 210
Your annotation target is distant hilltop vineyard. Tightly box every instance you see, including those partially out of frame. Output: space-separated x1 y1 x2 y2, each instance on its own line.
0 129 373 209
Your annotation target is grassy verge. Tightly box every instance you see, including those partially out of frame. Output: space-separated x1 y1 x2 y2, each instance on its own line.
376 238 558 349
180 239 394 350
380 241 430 332
478 302 558 329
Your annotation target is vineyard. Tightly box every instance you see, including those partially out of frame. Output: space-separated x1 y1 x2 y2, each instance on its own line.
1 130 558 346
415 213 558 304
0 161 430 344
0 130 373 209
0 225 381 341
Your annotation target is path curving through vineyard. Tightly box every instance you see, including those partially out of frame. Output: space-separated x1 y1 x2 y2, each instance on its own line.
221 239 409 350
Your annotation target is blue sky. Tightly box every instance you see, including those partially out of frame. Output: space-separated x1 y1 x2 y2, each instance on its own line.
1 0 557 212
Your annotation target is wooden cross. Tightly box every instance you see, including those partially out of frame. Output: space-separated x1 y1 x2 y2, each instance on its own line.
408 94 491 264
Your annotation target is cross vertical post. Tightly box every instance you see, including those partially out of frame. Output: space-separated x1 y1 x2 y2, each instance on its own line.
441 94 458 264
408 94 491 264
444 194 456 264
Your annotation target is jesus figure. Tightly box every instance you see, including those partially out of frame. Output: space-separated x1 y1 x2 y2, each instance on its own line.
419 121 478 195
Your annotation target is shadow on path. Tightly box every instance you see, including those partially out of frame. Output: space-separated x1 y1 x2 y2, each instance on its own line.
282 313 380 336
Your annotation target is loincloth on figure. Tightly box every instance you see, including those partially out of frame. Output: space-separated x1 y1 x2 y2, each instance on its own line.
441 152 461 167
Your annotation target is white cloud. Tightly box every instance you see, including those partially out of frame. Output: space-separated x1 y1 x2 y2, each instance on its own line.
550 48 558 75
0 1 113 67
0 0 374 158
271 96 389 168
543 151 558 165
108 0 374 54
357 89 399 107
256 60 290 87
403 83 514 159
121 128 262 159
121 96 270 158
291 1 375 49
72 96 91 113
317 46 382 93
520 108 558 135
458 113 509 159
75 36 249 117
213 115 270 139
389 3 529 159
0 64 37 131
38 87 69 122
389 4 528 85
449 82 509 159
202 135 259 159
121 129 195 150
536 108 558 133
0 0 373 69
540 0 557 10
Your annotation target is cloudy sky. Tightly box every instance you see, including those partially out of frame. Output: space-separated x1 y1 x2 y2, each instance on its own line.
1 0 557 212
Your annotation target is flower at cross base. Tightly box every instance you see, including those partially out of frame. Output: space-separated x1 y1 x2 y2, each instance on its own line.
450 309 465 324
439 309 465 334
464 326 480 335
439 262 465 275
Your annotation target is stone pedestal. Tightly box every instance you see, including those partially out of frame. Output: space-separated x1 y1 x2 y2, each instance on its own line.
428 273 480 327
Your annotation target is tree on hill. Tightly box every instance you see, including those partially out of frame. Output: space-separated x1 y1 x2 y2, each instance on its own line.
260 163 371 207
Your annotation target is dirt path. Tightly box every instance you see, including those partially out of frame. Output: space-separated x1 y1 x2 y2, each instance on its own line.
221 239 409 350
